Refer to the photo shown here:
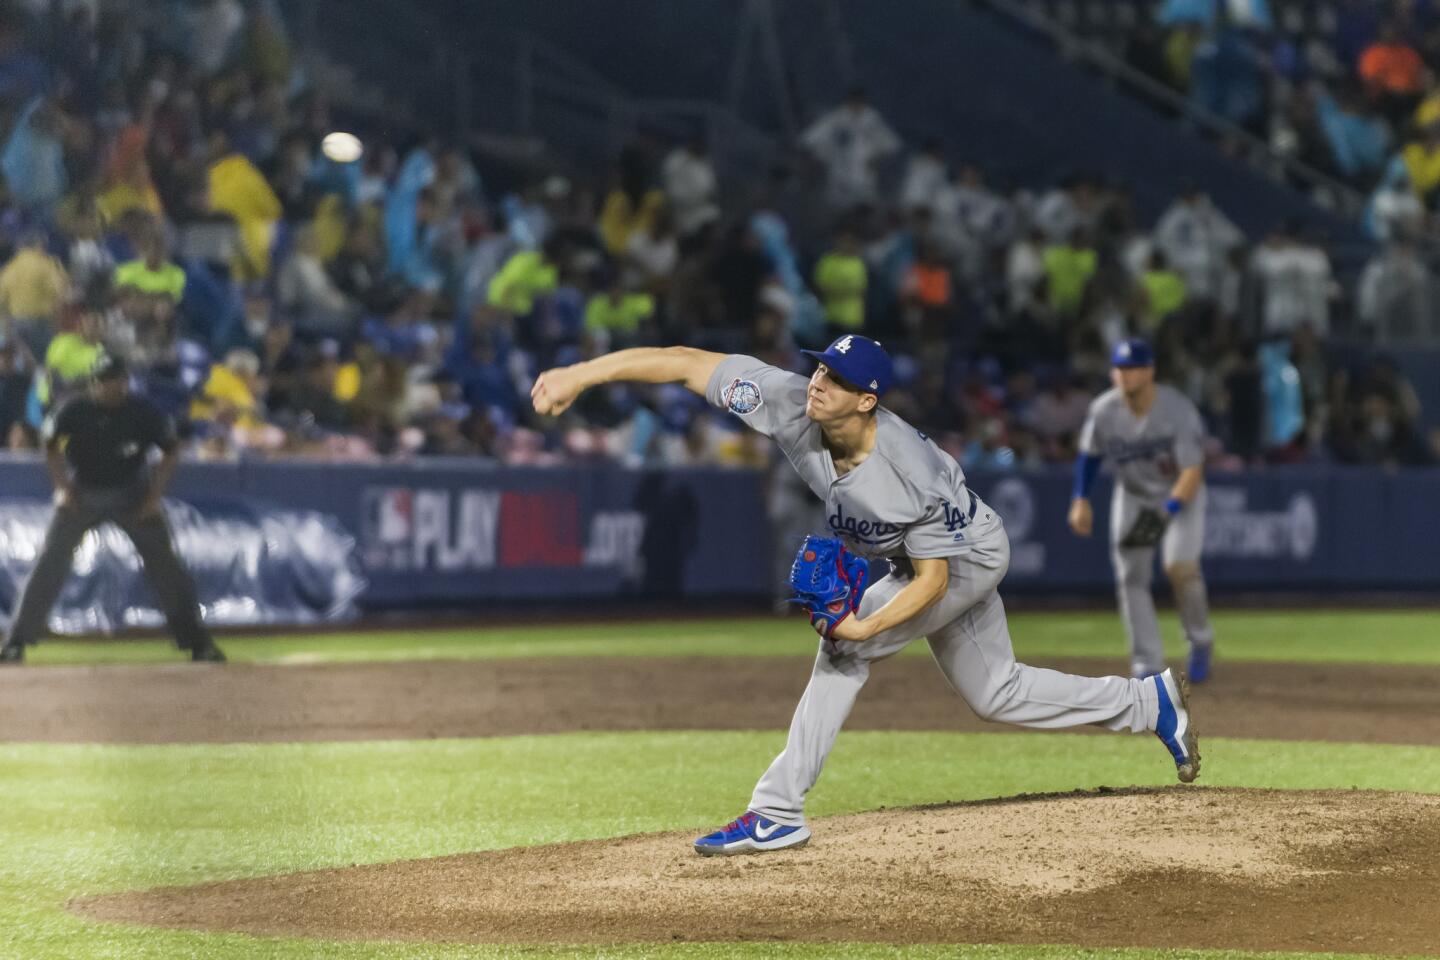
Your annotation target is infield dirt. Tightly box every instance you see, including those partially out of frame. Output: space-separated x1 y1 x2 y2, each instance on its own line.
72 787 1440 954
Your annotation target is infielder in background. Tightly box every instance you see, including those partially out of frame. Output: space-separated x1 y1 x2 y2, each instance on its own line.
532 335 1199 856
1068 339 1214 683
0 355 225 664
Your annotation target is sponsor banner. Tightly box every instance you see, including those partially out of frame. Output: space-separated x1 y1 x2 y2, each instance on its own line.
966 468 1440 590
0 497 365 635
0 458 1434 614
0 458 771 609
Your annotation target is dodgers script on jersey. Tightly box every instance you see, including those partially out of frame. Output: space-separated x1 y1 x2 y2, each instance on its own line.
706 355 1000 567
1078 385 1205 502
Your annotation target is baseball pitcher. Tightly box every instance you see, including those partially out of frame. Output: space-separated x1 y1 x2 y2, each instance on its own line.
532 335 1200 857
1069 338 1214 682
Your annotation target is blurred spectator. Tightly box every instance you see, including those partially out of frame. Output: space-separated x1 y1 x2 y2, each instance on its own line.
661 135 719 242
814 225 867 335
99 124 164 223
599 145 663 257
1357 238 1435 344
899 138 948 213
2 97 72 213
584 276 655 350
191 347 265 430
113 228 186 367
899 238 954 346
1153 188 1243 303
1365 157 1426 241
0 229 69 360
623 208 678 293
1033 177 1098 244
1218 338 1264 463
40 306 104 408
1190 18 1266 130
487 239 562 317
1358 21 1426 127
1041 228 1096 317
1314 84 1392 183
1005 228 1047 318
1249 224 1334 337
207 131 282 280
1400 120 1440 204
180 0 247 75
1138 250 1188 331
800 87 901 211
277 225 353 338
0 337 28 447
59 202 115 302
1025 372 1090 459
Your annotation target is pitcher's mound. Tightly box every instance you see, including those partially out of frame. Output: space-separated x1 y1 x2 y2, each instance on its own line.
72 787 1440 954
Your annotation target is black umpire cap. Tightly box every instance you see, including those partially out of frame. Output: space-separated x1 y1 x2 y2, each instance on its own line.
91 354 128 381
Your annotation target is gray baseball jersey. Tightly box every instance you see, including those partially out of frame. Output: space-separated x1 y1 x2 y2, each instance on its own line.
1078 385 1205 503
705 355 1001 566
704 354 1165 826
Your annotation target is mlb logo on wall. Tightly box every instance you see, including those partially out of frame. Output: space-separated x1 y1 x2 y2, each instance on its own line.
362 488 414 569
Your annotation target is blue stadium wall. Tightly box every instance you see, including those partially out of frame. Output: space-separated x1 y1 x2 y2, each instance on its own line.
1 460 1436 618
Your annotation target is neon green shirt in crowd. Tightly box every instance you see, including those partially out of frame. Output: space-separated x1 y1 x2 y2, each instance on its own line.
39 333 103 404
1042 245 1096 313
487 251 559 315
584 292 655 335
114 258 186 301
1140 269 1188 326
814 252 867 330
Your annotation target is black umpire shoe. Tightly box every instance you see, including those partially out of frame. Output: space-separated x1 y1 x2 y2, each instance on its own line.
0 643 24 664
190 642 227 663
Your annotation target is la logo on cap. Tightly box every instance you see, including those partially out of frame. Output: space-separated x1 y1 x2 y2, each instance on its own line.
835 336 854 353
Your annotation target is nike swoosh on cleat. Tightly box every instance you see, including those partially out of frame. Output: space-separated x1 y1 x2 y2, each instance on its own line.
753 821 783 840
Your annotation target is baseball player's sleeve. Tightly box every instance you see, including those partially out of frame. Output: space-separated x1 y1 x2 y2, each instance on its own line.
1077 399 1101 456
704 354 809 441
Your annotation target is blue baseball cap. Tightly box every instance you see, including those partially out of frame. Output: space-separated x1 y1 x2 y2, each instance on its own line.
1111 338 1155 368
802 334 893 395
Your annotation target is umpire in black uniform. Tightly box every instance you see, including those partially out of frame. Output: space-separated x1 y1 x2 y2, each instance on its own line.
0 355 225 663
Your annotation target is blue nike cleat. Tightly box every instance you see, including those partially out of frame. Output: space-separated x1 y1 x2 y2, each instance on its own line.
1154 668 1201 783
693 811 811 856
1187 644 1212 684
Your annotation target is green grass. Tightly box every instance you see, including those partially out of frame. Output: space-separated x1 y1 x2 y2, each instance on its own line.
19 609 1440 667
3 730 1439 960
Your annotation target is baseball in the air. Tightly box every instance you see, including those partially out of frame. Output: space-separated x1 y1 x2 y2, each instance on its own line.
321 131 363 163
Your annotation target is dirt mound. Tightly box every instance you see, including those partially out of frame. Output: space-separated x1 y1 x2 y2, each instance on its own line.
6 656 1440 745
72 787 1440 953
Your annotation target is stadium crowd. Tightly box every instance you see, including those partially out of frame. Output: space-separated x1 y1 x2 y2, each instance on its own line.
1115 0 1440 236
0 0 1433 471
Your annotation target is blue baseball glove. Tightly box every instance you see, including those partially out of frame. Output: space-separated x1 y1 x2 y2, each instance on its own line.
787 535 871 639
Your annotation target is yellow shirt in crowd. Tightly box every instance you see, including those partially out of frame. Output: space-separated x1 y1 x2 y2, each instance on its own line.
114 259 187 301
209 153 283 279
0 247 68 320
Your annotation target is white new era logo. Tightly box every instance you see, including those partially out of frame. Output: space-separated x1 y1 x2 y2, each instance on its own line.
869 380 878 389
834 335 854 354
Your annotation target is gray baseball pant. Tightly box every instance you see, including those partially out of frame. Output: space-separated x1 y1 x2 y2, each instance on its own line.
4 486 213 650
748 525 1161 826
1109 485 1212 678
